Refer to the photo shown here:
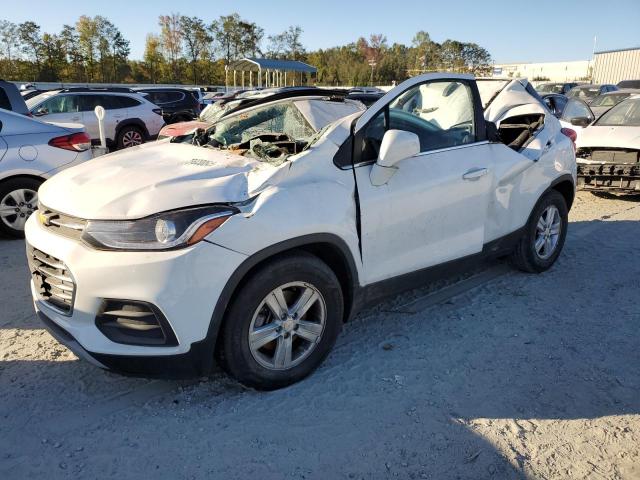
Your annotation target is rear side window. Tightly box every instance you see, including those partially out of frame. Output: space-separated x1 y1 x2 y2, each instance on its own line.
100 95 142 109
0 89 11 110
114 96 142 108
79 95 108 111
143 90 185 105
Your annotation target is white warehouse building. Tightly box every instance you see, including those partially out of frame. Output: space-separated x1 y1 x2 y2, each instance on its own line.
492 60 592 82
592 47 640 84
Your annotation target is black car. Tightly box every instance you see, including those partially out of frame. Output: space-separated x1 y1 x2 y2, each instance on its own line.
617 79 640 89
566 84 618 104
135 88 201 124
0 80 30 115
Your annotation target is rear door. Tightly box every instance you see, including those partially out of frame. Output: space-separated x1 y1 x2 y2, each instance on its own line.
352 76 494 284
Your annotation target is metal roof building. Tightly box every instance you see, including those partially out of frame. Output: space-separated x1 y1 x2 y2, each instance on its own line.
592 47 640 84
225 58 317 90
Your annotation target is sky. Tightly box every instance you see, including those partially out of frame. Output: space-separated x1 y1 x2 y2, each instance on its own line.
1 0 639 63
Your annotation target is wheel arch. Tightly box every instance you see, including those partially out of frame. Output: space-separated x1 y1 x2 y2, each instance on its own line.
115 118 150 140
194 234 361 373
549 174 575 210
0 173 46 187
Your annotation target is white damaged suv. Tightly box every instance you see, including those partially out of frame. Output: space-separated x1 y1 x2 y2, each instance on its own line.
25 75 576 389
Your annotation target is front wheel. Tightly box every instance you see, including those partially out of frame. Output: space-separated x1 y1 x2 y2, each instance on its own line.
218 252 343 390
510 190 568 273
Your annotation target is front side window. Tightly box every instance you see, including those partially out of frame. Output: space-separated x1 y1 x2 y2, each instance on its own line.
360 80 476 161
38 95 79 114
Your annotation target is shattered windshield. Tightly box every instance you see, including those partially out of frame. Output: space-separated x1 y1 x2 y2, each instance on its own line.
200 99 243 123
190 97 364 165
210 101 315 147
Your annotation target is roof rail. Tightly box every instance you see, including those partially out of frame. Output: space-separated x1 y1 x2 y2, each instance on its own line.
59 87 136 93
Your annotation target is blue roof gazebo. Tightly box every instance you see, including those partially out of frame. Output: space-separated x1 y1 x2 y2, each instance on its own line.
226 58 317 90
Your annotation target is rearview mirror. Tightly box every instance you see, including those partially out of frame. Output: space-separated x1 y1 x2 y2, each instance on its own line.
570 116 591 127
370 129 420 186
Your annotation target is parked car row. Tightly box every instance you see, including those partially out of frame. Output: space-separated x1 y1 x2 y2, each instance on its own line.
534 79 640 193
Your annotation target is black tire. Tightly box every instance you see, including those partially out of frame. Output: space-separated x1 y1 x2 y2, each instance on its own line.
510 190 568 273
116 125 145 150
218 252 344 390
0 177 42 238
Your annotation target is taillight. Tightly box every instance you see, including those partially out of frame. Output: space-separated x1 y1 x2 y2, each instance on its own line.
561 128 577 149
152 108 163 116
48 132 92 152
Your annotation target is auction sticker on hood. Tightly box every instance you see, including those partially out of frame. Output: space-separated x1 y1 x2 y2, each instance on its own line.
182 158 219 167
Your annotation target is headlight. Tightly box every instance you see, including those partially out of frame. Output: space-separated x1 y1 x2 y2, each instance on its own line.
81 205 238 251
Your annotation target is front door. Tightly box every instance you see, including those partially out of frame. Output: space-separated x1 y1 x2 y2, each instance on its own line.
353 78 494 284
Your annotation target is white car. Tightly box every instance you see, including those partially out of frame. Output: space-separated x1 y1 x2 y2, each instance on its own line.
575 95 640 192
0 108 92 237
25 74 576 389
26 89 165 150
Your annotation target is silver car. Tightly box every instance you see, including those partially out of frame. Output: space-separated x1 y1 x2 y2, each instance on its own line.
0 108 92 237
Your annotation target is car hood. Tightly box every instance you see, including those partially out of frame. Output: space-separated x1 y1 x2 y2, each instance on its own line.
38 141 284 220
158 120 210 139
576 125 640 150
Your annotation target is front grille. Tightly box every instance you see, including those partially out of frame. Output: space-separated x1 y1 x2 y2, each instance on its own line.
27 245 76 315
38 204 87 240
576 148 640 164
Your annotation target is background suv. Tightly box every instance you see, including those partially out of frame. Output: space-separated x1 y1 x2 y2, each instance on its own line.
25 89 165 150
135 87 201 124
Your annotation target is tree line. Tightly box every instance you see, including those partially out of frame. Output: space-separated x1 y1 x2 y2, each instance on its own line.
0 14 492 86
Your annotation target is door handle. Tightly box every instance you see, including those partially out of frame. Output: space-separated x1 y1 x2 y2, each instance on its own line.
462 167 489 180
71 116 81 121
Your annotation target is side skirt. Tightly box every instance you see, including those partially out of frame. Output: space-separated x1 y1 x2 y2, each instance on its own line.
352 228 523 312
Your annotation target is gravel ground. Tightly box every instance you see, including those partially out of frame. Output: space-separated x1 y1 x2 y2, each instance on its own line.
0 190 639 479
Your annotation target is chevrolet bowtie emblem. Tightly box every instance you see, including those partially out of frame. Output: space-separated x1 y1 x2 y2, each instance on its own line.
38 211 50 226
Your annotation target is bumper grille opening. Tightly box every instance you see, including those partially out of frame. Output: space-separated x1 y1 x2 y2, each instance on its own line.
27 245 76 315
96 300 178 347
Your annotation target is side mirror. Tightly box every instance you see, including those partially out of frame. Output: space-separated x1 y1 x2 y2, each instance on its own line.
570 116 591 127
370 129 420 186
34 107 48 117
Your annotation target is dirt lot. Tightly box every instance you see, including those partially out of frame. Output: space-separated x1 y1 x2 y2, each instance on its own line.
0 191 638 480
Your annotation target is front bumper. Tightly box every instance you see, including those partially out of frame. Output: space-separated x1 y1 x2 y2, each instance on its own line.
577 160 640 192
25 214 247 369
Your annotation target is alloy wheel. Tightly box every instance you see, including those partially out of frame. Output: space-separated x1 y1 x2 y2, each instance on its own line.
0 188 38 231
122 130 143 148
534 205 562 260
248 282 326 370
